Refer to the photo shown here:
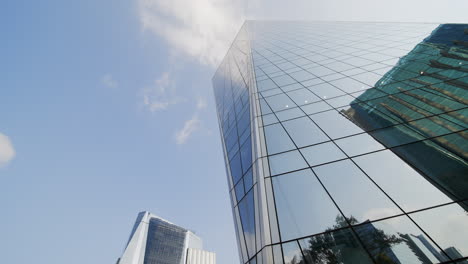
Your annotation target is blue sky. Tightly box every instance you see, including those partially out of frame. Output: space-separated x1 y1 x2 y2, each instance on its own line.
1 1 467 264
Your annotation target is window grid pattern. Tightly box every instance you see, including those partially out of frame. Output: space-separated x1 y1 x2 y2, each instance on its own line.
144 218 188 264
213 21 468 264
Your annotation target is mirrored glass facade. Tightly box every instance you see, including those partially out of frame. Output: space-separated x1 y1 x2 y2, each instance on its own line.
213 22 468 264
117 211 215 264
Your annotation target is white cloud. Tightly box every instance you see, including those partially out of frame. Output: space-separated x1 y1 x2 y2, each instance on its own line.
137 0 245 67
0 133 16 168
101 74 118 88
196 97 207 110
141 71 186 112
362 207 402 222
175 114 201 145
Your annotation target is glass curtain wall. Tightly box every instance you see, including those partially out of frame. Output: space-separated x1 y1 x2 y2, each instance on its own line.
213 22 468 264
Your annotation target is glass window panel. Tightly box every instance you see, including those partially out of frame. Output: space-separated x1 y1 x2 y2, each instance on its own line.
265 93 296 111
265 177 280 244
335 133 385 156
322 73 347 82
230 152 243 185
272 74 297 86
243 167 253 192
235 178 245 203
257 78 278 91
310 110 363 139
410 204 468 261
269 150 308 176
301 101 332 115
260 98 273 115
353 150 453 212
241 139 252 174
281 82 304 92
308 82 346 99
262 114 278 126
261 88 283 97
276 107 305 122
239 190 257 258
314 160 402 223
391 133 468 202
301 78 324 87
272 169 342 240
287 88 321 106
354 215 442 264
346 56 374 67
300 142 346 166
238 108 251 135
352 71 383 87
307 65 335 77
368 123 425 148
342 67 367 76
298 228 374 264
264 124 295 155
324 61 355 71
325 95 356 108
239 127 251 146
330 77 370 93
273 244 284 264
351 88 387 101
282 241 304 264
283 117 329 148
250 256 257 264
289 70 316 82
234 205 249 263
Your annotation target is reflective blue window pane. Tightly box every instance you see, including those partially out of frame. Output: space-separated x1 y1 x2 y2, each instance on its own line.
314 160 402 223
272 74 297 86
300 142 345 167
272 244 283 264
330 77 370 93
354 215 440 264
282 241 304 264
310 110 363 139
301 101 332 115
269 150 308 176
298 228 374 264
283 117 329 148
275 107 304 122
289 69 316 82
242 167 253 193
241 139 252 174
260 99 273 115
281 82 304 92
239 190 256 258
353 150 453 212
334 133 385 156
391 132 468 202
410 204 468 261
235 179 245 203
264 124 295 155
230 152 243 185
257 78 278 92
272 169 341 240
262 114 278 126
308 82 346 99
287 88 321 106
265 93 296 111
261 88 282 97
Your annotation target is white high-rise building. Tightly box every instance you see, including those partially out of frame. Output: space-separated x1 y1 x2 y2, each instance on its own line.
117 211 215 264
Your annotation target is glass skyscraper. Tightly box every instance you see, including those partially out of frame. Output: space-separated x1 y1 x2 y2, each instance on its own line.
212 22 468 264
117 211 216 264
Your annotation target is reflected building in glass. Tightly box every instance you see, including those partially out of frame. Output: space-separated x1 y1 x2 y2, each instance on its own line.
117 211 216 264
212 22 468 264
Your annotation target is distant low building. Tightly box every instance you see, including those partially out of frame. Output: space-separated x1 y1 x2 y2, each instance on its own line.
117 211 215 264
